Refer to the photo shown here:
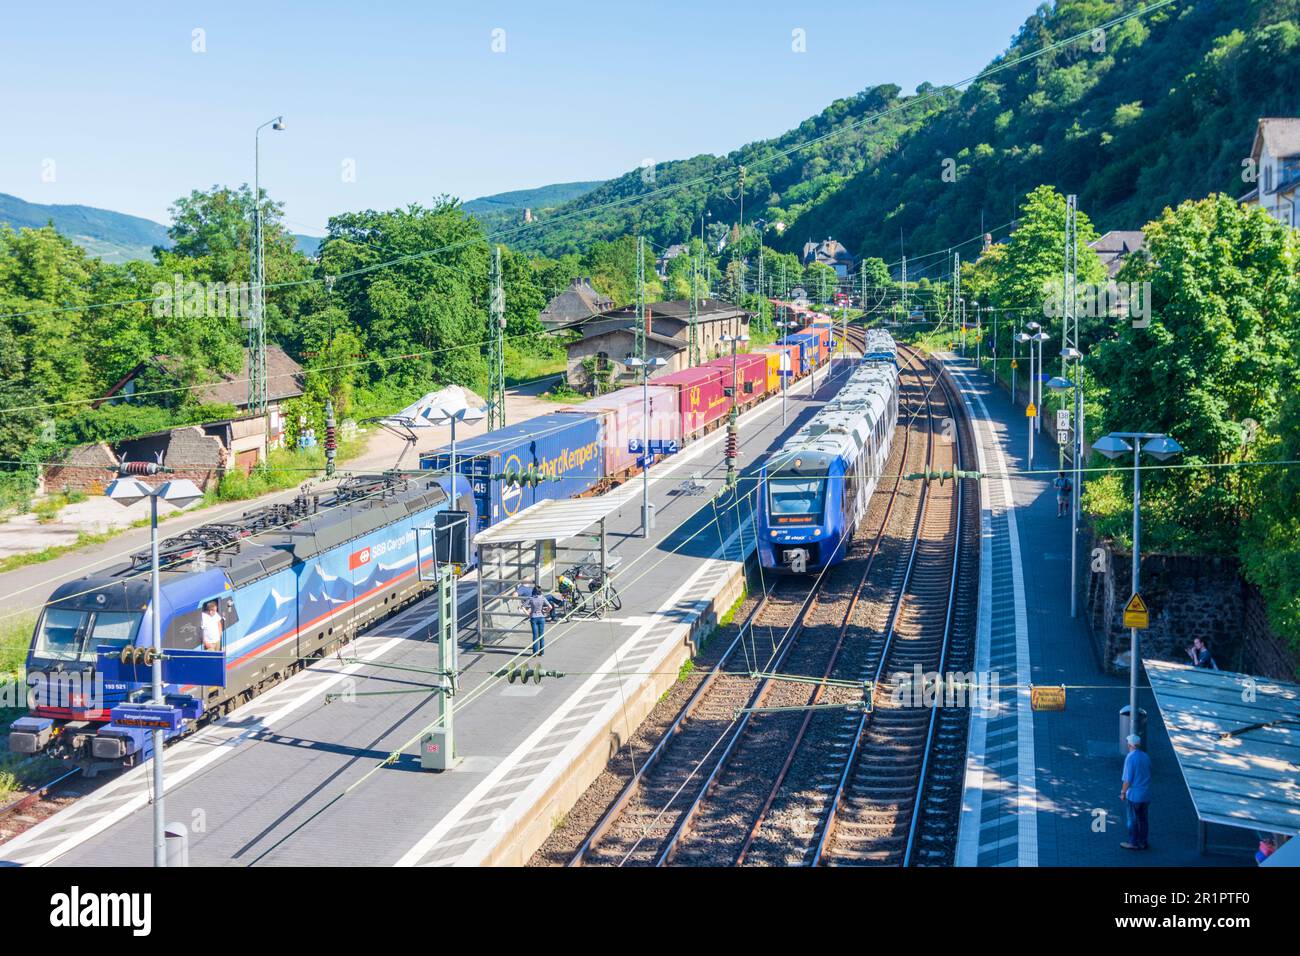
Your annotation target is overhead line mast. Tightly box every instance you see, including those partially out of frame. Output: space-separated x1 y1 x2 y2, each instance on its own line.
488 244 506 431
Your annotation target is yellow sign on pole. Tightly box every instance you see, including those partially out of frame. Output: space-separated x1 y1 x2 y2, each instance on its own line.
1026 403 1037 418
1011 359 1018 369
1123 593 1149 629
1031 685 1067 712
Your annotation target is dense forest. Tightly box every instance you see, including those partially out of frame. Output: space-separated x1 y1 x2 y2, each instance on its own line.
512 0 1300 267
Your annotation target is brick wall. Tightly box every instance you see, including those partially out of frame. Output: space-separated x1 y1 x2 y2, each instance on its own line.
43 426 231 496
40 443 119 496
1086 536 1298 679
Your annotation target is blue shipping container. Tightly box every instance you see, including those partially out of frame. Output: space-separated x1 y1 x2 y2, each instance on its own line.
780 334 816 374
419 413 604 529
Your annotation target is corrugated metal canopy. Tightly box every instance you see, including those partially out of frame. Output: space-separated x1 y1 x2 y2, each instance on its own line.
1144 660 1300 836
475 488 637 545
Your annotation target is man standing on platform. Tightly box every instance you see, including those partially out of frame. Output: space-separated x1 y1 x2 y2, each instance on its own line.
524 585 549 657
1120 734 1152 850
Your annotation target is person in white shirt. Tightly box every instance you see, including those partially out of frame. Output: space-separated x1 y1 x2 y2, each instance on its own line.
201 601 224 652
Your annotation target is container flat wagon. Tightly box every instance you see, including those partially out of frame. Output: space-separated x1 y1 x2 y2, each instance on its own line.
699 353 769 410
420 413 604 527
655 366 731 440
560 385 682 483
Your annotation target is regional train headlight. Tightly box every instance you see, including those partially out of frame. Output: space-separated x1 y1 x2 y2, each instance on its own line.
770 530 778 538
814 528 821 536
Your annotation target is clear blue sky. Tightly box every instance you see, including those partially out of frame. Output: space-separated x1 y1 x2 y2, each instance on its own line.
1 0 1041 235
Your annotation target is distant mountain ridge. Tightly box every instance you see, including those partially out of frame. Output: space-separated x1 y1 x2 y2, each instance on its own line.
0 192 322 262
463 180 604 215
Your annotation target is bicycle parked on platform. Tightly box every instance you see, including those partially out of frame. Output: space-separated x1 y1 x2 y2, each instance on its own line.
552 562 622 621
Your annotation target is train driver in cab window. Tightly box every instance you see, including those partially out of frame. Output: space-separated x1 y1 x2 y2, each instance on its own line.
201 600 224 652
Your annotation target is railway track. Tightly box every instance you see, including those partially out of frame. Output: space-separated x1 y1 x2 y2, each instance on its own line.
569 341 962 866
810 345 978 866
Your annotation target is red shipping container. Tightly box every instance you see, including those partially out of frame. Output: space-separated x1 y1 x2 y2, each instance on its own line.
700 353 769 408
656 366 731 439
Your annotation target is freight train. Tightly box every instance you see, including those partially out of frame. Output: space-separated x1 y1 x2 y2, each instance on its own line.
757 332 900 574
9 320 844 770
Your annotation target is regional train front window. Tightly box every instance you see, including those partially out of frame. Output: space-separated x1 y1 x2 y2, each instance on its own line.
769 478 826 518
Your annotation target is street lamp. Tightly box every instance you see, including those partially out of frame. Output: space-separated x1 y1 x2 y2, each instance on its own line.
1095 431 1182 752
249 115 286 417
104 472 203 867
626 356 667 536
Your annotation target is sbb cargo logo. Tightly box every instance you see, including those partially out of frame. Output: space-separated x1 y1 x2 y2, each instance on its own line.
349 546 371 570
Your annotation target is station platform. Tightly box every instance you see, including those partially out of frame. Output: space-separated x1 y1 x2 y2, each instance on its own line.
1 357 857 868
946 354 1256 867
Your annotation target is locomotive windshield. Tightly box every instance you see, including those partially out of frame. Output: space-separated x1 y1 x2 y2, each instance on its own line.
34 608 142 662
768 477 826 518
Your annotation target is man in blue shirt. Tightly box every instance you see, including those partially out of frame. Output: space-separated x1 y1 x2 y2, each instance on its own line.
1120 734 1152 850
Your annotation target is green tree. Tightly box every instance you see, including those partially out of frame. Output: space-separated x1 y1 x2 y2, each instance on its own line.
1091 194 1300 549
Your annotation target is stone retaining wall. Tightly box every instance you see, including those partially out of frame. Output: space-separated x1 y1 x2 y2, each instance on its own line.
1085 537 1297 679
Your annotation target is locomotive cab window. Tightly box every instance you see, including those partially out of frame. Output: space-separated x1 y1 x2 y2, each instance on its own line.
89 611 142 655
35 608 90 661
34 608 142 662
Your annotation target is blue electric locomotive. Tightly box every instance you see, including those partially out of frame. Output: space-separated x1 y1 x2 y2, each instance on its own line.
8 472 472 771
758 353 899 574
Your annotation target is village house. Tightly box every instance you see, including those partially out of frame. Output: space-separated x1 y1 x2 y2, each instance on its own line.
800 237 855 277
1089 230 1146 278
538 277 614 331
1242 117 1300 228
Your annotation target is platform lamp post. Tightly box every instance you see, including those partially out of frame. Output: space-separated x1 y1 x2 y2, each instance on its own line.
429 402 486 673
1014 330 1035 468
1048 345 1085 617
1094 432 1182 751
1026 322 1047 435
779 319 800 425
627 356 667 537
1011 318 1021 403
104 471 204 867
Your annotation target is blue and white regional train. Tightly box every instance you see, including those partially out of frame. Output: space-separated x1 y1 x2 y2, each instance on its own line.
8 473 472 772
758 333 900 573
